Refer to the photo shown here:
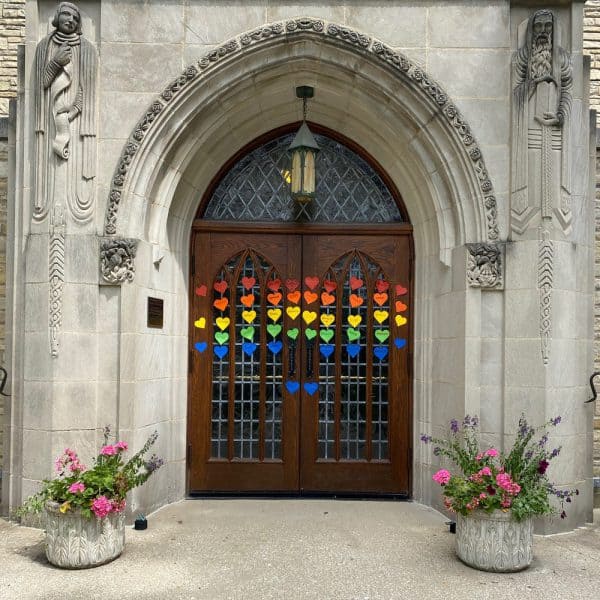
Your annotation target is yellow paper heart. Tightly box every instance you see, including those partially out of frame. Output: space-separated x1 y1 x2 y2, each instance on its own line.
347 314 362 328
194 317 206 329
267 308 282 322
286 306 301 320
242 310 257 324
374 310 389 324
395 314 407 327
320 314 335 327
302 310 317 325
215 317 230 331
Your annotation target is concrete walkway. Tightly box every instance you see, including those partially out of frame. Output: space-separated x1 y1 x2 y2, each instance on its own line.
0 499 599 600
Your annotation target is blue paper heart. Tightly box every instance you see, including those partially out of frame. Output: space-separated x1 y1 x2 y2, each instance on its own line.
304 382 319 396
268 341 283 355
213 345 228 359
374 346 389 361
320 344 335 358
194 342 207 353
285 381 300 394
242 342 258 356
394 338 407 349
346 343 361 358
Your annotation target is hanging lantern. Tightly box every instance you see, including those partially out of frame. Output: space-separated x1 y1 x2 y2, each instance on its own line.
289 86 319 203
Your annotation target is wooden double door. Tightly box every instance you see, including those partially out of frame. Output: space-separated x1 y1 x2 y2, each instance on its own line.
188 225 412 495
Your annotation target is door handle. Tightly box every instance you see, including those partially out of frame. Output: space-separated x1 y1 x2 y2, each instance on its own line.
306 339 314 378
288 340 296 377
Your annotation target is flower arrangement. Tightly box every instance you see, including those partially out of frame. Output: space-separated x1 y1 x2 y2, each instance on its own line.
421 415 578 522
17 427 164 519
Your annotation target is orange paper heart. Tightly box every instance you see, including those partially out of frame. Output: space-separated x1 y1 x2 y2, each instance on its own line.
373 293 388 306
287 291 301 304
240 294 254 308
267 292 282 306
395 300 408 313
349 294 364 308
213 298 229 311
304 291 318 304
321 292 336 306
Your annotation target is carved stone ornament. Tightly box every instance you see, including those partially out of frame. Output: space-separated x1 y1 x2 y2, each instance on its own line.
104 18 499 243
100 238 138 284
538 227 554 365
466 243 503 289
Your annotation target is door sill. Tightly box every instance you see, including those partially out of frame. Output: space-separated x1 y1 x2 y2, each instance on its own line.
188 491 410 500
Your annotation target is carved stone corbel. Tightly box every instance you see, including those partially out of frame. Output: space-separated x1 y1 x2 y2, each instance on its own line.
100 238 138 284
466 243 504 289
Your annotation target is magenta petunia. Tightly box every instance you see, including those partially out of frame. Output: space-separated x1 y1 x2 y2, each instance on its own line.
432 469 451 485
68 482 85 494
91 495 113 518
114 441 128 452
100 445 116 456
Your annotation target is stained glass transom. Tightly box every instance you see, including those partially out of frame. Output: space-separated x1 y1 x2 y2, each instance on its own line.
204 134 403 223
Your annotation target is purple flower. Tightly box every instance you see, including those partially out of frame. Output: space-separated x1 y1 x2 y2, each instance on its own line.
537 459 549 475
450 419 459 434
551 447 561 458
551 416 562 426
433 447 441 456
538 434 548 447
486 485 496 496
420 434 432 443
145 454 164 473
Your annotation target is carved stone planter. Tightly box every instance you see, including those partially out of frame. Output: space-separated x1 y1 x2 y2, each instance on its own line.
456 510 533 572
45 501 125 569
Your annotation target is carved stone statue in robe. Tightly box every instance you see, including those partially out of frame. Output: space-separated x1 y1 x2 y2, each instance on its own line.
34 2 97 223
511 9 572 235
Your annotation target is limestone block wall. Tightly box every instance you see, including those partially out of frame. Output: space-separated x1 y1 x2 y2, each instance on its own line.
0 1 25 117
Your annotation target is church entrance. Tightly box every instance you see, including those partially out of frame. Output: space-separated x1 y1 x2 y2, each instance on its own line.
187 128 413 495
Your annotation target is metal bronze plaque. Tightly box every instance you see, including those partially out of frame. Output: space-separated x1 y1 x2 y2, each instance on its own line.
147 297 164 329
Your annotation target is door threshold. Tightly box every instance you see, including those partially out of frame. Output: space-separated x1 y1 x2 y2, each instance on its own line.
188 491 410 501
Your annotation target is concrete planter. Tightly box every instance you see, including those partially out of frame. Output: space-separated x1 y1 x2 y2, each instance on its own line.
456 510 533 572
45 501 125 569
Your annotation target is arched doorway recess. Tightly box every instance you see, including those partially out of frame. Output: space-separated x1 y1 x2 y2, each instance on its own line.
189 127 412 494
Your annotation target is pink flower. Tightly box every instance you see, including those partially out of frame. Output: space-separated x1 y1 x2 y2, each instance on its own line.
100 445 116 456
479 466 492 477
485 448 499 458
432 469 451 485
68 482 85 494
68 460 86 473
114 441 128 452
496 473 521 495
111 499 126 513
475 453 484 461
91 496 113 518
479 493 487 500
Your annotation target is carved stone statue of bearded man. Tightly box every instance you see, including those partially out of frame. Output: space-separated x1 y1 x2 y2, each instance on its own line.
34 2 97 222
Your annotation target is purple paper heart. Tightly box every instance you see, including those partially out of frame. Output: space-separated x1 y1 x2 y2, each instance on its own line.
304 382 319 396
285 381 300 394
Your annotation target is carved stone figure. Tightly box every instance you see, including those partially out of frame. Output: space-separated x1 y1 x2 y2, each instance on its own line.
466 244 503 289
100 239 138 284
511 9 572 235
34 2 97 223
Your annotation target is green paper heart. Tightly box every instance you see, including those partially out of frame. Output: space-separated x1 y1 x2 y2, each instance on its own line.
305 328 317 340
214 331 229 345
267 323 282 338
374 329 390 343
240 326 255 341
287 328 300 340
319 329 334 342
346 327 361 341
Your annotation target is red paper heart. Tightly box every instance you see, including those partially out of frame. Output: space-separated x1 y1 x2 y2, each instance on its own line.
214 280 228 294
323 279 337 293
267 278 281 292
349 276 363 290
285 278 300 292
305 276 319 290
321 292 336 306
375 279 390 293
395 284 408 296
195 285 207 297
241 276 256 290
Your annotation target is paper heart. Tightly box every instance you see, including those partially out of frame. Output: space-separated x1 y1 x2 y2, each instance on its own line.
286 306 301 320
285 381 300 394
303 291 318 305
305 276 320 290
302 310 317 325
321 292 336 306
373 293 388 307
287 327 300 340
213 280 228 294
375 279 390 293
194 341 207 353
213 345 228 359
395 284 408 296
215 317 230 331
349 276 363 290
267 341 283 355
240 294 255 308
374 310 389 324
267 278 281 291
319 329 334 342
320 314 335 327
304 382 319 396
242 342 257 356
213 298 229 311
305 328 317 341
394 338 407 349
346 327 361 341
194 317 206 329
240 326 255 340
195 285 207 297
267 323 282 338
346 343 361 358
374 329 390 343
349 294 364 308
214 331 229 345
241 276 256 290
285 278 300 292
347 314 362 328
395 300 408 313
267 308 282 322
267 292 282 306
287 291 301 304
320 344 335 358
242 310 257 324
395 315 407 327
323 279 337 293
374 346 389 361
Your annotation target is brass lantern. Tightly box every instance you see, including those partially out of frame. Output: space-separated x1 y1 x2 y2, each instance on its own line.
289 86 319 203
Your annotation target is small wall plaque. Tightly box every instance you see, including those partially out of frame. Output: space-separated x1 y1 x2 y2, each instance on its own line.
147 297 164 329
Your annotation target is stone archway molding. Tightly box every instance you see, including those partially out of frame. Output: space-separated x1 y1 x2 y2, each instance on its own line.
103 18 500 242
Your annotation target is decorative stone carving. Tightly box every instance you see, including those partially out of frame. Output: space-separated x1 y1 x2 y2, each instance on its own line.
103 19 500 243
33 1 97 223
466 243 503 289
100 238 138 284
49 204 65 357
511 10 573 235
538 228 554 365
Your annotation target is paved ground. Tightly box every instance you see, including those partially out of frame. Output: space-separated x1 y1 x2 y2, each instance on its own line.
0 499 599 600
